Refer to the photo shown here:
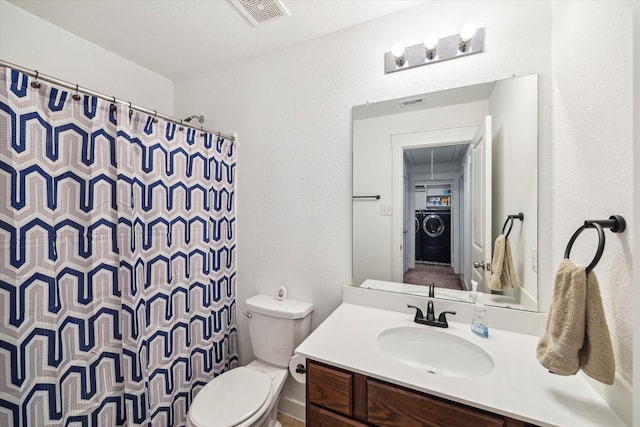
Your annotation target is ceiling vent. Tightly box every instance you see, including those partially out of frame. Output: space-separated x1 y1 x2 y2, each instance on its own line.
230 0 290 26
399 98 425 108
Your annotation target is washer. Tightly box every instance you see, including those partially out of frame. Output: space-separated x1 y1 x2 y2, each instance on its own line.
414 211 423 261
420 207 451 264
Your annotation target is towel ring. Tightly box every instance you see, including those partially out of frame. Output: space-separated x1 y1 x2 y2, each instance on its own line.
563 222 605 274
501 212 524 238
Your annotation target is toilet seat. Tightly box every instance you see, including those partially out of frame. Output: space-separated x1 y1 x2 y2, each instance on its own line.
188 367 273 427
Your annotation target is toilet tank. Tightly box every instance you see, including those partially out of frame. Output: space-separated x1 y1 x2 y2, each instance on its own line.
246 294 313 368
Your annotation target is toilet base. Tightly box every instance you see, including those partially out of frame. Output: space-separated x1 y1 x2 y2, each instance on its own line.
248 360 287 427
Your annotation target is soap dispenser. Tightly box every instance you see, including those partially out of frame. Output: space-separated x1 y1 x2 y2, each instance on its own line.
471 292 489 338
468 279 478 303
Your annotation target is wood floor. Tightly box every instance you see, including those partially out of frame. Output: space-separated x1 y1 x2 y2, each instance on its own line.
403 264 463 290
277 412 304 427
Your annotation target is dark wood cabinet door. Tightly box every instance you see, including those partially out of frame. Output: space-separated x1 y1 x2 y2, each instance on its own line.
367 379 505 427
307 361 354 417
308 404 369 427
305 359 537 427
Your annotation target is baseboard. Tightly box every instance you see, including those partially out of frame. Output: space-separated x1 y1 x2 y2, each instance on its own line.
278 395 306 422
583 372 632 426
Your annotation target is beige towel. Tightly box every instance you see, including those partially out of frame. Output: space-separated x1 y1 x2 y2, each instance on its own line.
488 234 518 291
579 270 616 384
536 259 615 385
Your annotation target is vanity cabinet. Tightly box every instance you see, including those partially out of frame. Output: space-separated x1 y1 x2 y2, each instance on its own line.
306 359 536 427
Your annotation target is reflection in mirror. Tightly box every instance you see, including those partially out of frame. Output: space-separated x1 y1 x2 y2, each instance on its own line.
352 74 538 311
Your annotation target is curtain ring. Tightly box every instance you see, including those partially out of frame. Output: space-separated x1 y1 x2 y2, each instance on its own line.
72 84 81 101
179 119 184 131
153 110 158 123
30 69 41 88
128 102 133 117
110 96 117 113
200 126 206 137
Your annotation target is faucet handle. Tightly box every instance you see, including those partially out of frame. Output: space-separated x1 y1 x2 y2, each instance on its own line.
407 304 425 321
437 311 456 327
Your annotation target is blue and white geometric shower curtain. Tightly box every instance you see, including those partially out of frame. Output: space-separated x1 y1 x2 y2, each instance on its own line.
0 66 238 426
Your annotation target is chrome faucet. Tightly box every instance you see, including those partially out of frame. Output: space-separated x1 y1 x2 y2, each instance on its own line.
407 300 456 328
428 282 435 298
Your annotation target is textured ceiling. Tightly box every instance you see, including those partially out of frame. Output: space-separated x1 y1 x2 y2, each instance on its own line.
8 0 425 80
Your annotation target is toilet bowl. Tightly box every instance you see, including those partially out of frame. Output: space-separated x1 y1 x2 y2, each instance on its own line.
186 294 313 427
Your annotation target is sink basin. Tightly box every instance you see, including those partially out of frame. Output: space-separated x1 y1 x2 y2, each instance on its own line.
377 326 494 377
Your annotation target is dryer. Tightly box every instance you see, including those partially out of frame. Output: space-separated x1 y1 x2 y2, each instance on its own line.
420 207 451 264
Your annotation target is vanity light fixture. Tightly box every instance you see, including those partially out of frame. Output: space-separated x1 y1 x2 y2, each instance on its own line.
384 23 485 74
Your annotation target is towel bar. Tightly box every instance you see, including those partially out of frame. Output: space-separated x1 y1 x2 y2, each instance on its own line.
352 195 381 200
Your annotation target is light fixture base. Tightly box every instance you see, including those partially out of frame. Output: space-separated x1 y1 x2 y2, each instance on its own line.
384 28 485 74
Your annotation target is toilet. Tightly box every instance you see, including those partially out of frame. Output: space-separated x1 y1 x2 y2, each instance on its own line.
187 294 313 427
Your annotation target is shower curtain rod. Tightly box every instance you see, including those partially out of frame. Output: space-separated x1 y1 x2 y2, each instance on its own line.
0 59 236 143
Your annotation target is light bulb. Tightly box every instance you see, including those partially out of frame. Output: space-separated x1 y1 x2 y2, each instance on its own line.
391 41 406 66
391 42 405 58
460 22 477 43
424 33 439 51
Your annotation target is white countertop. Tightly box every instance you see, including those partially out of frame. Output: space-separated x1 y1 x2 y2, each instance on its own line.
295 303 626 427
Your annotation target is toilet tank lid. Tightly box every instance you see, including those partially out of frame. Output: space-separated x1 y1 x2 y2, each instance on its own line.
246 294 313 319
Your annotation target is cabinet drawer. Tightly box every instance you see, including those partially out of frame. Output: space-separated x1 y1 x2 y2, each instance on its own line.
308 404 368 427
367 379 505 427
308 361 353 417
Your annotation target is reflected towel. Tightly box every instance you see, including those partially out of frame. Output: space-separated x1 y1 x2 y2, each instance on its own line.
536 259 615 384
488 234 518 291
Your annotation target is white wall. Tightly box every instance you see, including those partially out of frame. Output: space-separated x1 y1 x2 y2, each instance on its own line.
634 4 640 426
551 2 634 424
174 0 552 415
0 0 174 114
171 0 634 421
174 0 552 353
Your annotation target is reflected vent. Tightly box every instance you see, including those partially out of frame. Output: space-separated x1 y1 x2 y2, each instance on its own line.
230 0 290 26
399 98 425 108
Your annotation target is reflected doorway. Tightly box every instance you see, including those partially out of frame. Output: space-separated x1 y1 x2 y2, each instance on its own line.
404 143 470 291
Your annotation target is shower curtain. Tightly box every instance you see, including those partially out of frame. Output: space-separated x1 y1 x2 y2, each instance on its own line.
0 67 237 426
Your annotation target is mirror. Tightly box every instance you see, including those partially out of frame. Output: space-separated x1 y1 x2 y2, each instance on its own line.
352 74 538 311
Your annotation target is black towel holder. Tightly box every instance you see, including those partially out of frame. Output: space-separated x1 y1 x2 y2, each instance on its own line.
563 215 626 274
352 195 381 200
501 213 524 238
